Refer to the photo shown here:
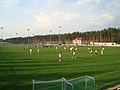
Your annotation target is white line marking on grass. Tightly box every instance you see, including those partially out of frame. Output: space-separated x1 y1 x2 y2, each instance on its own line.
95 70 120 78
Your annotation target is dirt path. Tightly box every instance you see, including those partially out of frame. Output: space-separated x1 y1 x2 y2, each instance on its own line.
106 84 120 90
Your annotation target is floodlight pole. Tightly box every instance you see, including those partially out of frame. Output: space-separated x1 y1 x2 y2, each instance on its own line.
59 26 61 44
0 27 3 41
50 30 52 45
100 31 101 42
32 33 34 44
27 29 30 45
16 33 18 44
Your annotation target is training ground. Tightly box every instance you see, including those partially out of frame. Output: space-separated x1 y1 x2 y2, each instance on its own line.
0 45 120 90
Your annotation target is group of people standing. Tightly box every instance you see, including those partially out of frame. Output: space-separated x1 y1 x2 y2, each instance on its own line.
58 46 77 62
89 47 104 56
58 46 105 62
29 48 40 54
28 46 105 62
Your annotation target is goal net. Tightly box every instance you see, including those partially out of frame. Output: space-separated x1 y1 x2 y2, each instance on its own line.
33 75 95 90
68 75 95 90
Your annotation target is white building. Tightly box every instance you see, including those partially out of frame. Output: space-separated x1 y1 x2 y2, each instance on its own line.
90 41 116 46
73 37 89 45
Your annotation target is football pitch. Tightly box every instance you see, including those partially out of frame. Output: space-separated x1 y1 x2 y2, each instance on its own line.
0 45 120 90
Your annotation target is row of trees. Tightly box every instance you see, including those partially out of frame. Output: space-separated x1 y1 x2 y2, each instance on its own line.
5 27 120 44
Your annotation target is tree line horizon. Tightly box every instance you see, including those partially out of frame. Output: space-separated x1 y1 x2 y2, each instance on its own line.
5 27 120 44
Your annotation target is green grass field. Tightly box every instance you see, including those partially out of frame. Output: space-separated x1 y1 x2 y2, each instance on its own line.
0 45 120 90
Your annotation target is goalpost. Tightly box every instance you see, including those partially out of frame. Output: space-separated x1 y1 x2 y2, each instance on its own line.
33 75 95 90
33 78 74 90
68 75 95 90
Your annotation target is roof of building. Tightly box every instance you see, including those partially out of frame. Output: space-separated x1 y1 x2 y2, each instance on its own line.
75 37 88 40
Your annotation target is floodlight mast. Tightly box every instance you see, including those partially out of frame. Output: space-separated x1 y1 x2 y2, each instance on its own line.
100 31 101 42
50 30 52 45
27 29 30 45
16 33 18 44
32 33 34 44
59 26 61 44
0 27 3 40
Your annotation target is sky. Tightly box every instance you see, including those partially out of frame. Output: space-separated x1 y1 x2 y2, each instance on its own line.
0 0 120 39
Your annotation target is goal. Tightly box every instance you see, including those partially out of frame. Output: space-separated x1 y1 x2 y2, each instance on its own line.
33 75 95 90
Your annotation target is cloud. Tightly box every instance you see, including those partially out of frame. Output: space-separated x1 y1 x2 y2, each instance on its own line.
47 0 62 5
33 12 55 28
54 11 79 21
88 13 114 25
72 0 91 8
0 0 18 9
1 0 120 38
33 11 79 29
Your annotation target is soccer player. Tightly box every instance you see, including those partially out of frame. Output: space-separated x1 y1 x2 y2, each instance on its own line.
59 52 62 62
102 48 104 51
75 47 78 52
64 47 66 51
70 47 73 52
95 49 98 56
37 48 40 53
101 49 104 55
88 47 91 51
72 50 76 60
56 47 58 51
90 49 93 56
30 48 32 54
